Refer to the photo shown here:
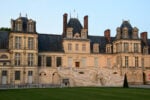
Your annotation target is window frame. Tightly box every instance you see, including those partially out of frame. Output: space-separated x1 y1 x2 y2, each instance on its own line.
15 71 20 80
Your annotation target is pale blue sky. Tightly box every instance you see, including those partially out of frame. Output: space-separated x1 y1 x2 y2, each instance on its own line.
0 0 150 37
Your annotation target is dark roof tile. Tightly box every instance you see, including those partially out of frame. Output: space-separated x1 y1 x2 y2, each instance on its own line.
0 31 9 49
38 34 63 52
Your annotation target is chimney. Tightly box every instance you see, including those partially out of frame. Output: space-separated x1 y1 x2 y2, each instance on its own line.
11 19 15 31
141 32 148 45
62 13 68 37
84 15 88 34
104 29 111 43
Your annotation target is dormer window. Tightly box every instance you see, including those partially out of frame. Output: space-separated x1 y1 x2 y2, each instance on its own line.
132 27 139 39
11 15 36 33
81 29 87 39
123 27 128 38
16 21 22 31
93 43 99 53
67 28 73 38
28 23 33 32
116 27 121 39
143 46 148 54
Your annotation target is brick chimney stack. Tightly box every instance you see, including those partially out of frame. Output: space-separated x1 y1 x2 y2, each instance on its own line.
104 29 111 43
84 15 88 34
141 32 148 45
62 13 68 37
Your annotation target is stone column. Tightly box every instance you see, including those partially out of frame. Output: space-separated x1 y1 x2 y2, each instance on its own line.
121 42 124 52
52 56 56 68
138 43 141 53
13 36 15 49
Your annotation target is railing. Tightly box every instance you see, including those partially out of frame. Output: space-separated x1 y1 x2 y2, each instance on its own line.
129 84 150 88
0 84 61 89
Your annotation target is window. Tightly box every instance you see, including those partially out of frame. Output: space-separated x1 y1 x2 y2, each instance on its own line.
3 62 7 66
81 58 86 67
15 71 20 80
75 62 80 67
2 70 7 76
124 43 129 53
143 47 148 54
116 43 120 53
135 57 138 67
75 44 79 51
28 53 33 66
107 47 111 53
82 44 86 51
28 23 33 32
134 43 138 53
28 37 34 50
125 56 128 67
94 58 98 67
16 22 22 31
46 57 51 67
67 32 72 38
28 71 33 76
56 57 62 67
68 57 73 67
38 56 42 66
93 44 99 53
81 31 87 39
15 53 21 66
68 43 72 51
38 56 42 67
15 36 21 49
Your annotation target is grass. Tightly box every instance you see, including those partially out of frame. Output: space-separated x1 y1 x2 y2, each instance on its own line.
0 87 150 100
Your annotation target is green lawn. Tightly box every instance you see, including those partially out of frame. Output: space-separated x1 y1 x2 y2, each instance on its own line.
0 87 150 100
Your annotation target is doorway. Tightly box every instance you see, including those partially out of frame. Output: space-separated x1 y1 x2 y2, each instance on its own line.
75 62 80 68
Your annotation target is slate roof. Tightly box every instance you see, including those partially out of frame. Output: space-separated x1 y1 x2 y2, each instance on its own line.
89 35 115 53
38 34 63 52
67 18 83 34
121 21 133 38
116 21 134 39
38 33 115 53
0 31 9 49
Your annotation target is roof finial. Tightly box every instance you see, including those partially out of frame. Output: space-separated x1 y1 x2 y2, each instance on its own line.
77 13 78 19
26 13 28 18
70 12 71 18
19 12 21 17
74 9 76 18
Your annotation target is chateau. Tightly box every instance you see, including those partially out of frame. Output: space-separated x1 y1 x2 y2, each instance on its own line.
0 13 150 87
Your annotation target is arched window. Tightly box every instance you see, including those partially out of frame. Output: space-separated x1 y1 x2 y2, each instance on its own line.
0 55 8 59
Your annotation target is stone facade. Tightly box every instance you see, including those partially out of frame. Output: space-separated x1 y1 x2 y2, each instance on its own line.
0 13 150 87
